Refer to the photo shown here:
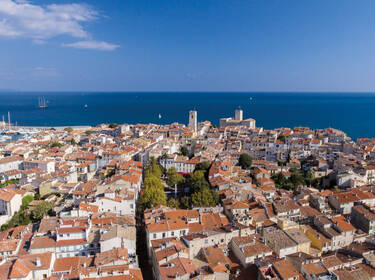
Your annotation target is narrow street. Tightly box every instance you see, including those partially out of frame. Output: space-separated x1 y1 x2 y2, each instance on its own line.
136 205 154 280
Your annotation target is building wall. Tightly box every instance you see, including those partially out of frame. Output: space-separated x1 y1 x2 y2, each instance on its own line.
101 237 136 255
8 194 22 217
94 197 135 216
351 208 375 235
0 160 22 173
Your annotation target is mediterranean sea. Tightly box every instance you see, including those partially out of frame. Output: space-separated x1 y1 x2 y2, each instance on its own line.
1 92 375 140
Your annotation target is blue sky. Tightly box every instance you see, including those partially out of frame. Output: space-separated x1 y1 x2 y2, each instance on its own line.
0 0 375 92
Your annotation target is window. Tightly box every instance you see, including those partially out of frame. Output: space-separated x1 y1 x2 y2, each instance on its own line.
153 234 157 238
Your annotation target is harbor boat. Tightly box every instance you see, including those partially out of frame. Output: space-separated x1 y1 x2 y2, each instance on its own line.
158 114 162 119
38 97 48 108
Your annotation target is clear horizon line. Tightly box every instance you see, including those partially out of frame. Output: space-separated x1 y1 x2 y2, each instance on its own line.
3 90 375 94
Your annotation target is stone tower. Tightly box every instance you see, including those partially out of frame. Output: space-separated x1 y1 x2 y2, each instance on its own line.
235 108 243 121
188 110 197 132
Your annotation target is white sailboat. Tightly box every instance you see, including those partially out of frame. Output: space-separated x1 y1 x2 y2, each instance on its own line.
158 114 162 119
38 97 48 108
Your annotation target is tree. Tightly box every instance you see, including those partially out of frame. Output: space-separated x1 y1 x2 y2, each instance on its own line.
271 172 287 189
31 201 53 221
144 158 163 178
238 153 253 170
140 185 167 209
189 170 210 193
144 175 163 190
167 198 180 209
192 187 217 207
21 195 34 210
85 130 93 135
305 170 315 187
211 189 220 205
140 172 167 209
71 139 77 145
194 162 211 173
166 167 185 187
109 123 118 128
180 146 189 157
50 141 63 148
1 211 31 231
289 169 305 187
180 196 191 209
64 127 73 133
277 135 287 142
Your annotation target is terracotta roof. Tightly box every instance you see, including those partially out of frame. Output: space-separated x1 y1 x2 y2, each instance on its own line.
30 236 56 249
56 239 87 247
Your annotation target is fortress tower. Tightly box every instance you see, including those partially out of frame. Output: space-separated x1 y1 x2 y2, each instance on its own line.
235 108 243 121
188 110 197 132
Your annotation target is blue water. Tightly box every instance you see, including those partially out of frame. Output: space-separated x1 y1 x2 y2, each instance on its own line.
1 92 375 140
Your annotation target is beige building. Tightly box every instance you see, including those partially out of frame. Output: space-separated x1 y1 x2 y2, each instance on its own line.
230 235 272 267
350 205 375 235
0 189 22 225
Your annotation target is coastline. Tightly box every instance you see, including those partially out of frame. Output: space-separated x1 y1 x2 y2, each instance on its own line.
14 125 93 131
1 91 375 139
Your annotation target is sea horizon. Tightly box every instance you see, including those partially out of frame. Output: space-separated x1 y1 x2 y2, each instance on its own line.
1 91 375 140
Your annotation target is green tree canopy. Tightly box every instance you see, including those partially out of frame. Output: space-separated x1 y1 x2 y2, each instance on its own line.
50 141 63 148
192 187 217 207
32 201 53 221
238 153 253 170
144 175 163 190
167 198 180 209
140 171 167 209
180 146 189 157
144 157 163 178
189 170 210 193
1 211 31 231
289 169 306 187
180 196 191 209
64 127 73 133
109 123 118 128
166 167 185 187
194 162 211 173
21 195 34 210
305 169 315 186
277 135 286 142
140 185 167 209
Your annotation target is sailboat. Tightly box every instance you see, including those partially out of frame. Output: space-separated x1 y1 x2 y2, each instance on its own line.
158 114 162 119
38 97 48 109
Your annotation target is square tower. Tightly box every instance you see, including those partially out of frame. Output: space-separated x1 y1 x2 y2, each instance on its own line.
188 110 197 132
235 109 243 121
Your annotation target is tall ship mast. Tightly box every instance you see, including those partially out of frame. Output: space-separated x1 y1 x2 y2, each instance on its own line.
38 96 48 109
